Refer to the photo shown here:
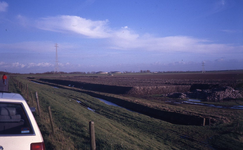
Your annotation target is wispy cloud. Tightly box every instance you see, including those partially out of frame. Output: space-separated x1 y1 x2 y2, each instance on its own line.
0 1 8 12
0 62 25 69
110 33 241 54
0 62 53 69
36 15 111 38
206 0 234 15
16 15 29 27
212 0 228 13
27 62 54 68
33 15 242 55
221 29 238 34
0 61 79 69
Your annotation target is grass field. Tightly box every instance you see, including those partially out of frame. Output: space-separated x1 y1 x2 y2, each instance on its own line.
9 73 243 150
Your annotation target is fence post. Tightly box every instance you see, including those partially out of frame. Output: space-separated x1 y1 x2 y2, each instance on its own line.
89 121 96 150
203 118 206 126
48 106 55 134
36 92 41 117
31 92 34 106
26 84 29 100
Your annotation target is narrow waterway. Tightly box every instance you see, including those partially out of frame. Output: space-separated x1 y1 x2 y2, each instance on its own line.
169 99 243 110
31 81 243 110
97 97 243 111
96 97 134 112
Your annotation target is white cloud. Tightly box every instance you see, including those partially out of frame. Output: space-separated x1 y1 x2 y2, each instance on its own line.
110 33 239 54
12 62 25 68
36 15 111 38
27 62 53 68
33 15 242 54
0 1 8 12
113 27 139 41
0 62 54 68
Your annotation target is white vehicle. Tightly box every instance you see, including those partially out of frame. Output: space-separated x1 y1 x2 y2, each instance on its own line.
0 93 45 150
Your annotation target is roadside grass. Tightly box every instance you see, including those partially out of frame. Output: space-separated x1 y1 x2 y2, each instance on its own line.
9 75 243 150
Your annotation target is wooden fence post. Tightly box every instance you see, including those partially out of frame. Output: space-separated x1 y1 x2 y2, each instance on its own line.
48 106 55 134
31 92 34 106
36 92 41 117
203 118 206 126
89 121 96 150
26 84 29 100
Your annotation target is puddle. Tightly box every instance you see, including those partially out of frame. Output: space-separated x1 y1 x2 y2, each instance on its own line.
76 100 95 112
87 107 95 112
97 98 119 107
31 81 41 84
188 99 201 103
182 99 243 110
230 105 243 109
32 81 59 88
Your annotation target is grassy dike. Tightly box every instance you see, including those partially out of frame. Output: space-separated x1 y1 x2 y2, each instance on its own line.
9 75 243 150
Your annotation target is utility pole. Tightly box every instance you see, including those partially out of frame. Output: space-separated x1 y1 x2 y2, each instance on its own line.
55 43 59 73
202 61 205 73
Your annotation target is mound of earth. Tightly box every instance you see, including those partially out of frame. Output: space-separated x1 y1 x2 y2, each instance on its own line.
127 85 190 95
167 86 243 102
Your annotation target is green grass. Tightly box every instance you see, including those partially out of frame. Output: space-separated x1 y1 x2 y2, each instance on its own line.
9 75 243 150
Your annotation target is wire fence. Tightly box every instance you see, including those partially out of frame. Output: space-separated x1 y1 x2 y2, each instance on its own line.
11 77 96 150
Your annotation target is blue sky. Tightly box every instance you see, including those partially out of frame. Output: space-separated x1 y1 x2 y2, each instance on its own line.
0 0 242 73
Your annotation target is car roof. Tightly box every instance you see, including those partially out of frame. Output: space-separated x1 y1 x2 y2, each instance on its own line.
0 93 25 101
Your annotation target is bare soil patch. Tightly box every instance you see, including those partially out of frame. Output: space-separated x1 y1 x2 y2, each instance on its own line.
39 71 243 96
31 71 243 125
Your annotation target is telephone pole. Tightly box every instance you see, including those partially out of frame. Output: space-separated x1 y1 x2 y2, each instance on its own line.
55 43 59 73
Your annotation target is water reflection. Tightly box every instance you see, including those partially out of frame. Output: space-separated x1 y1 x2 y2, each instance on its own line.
183 99 243 110
87 107 95 112
96 98 134 112
76 100 95 112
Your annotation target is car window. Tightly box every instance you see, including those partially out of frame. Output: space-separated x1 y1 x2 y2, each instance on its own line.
0 102 34 135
